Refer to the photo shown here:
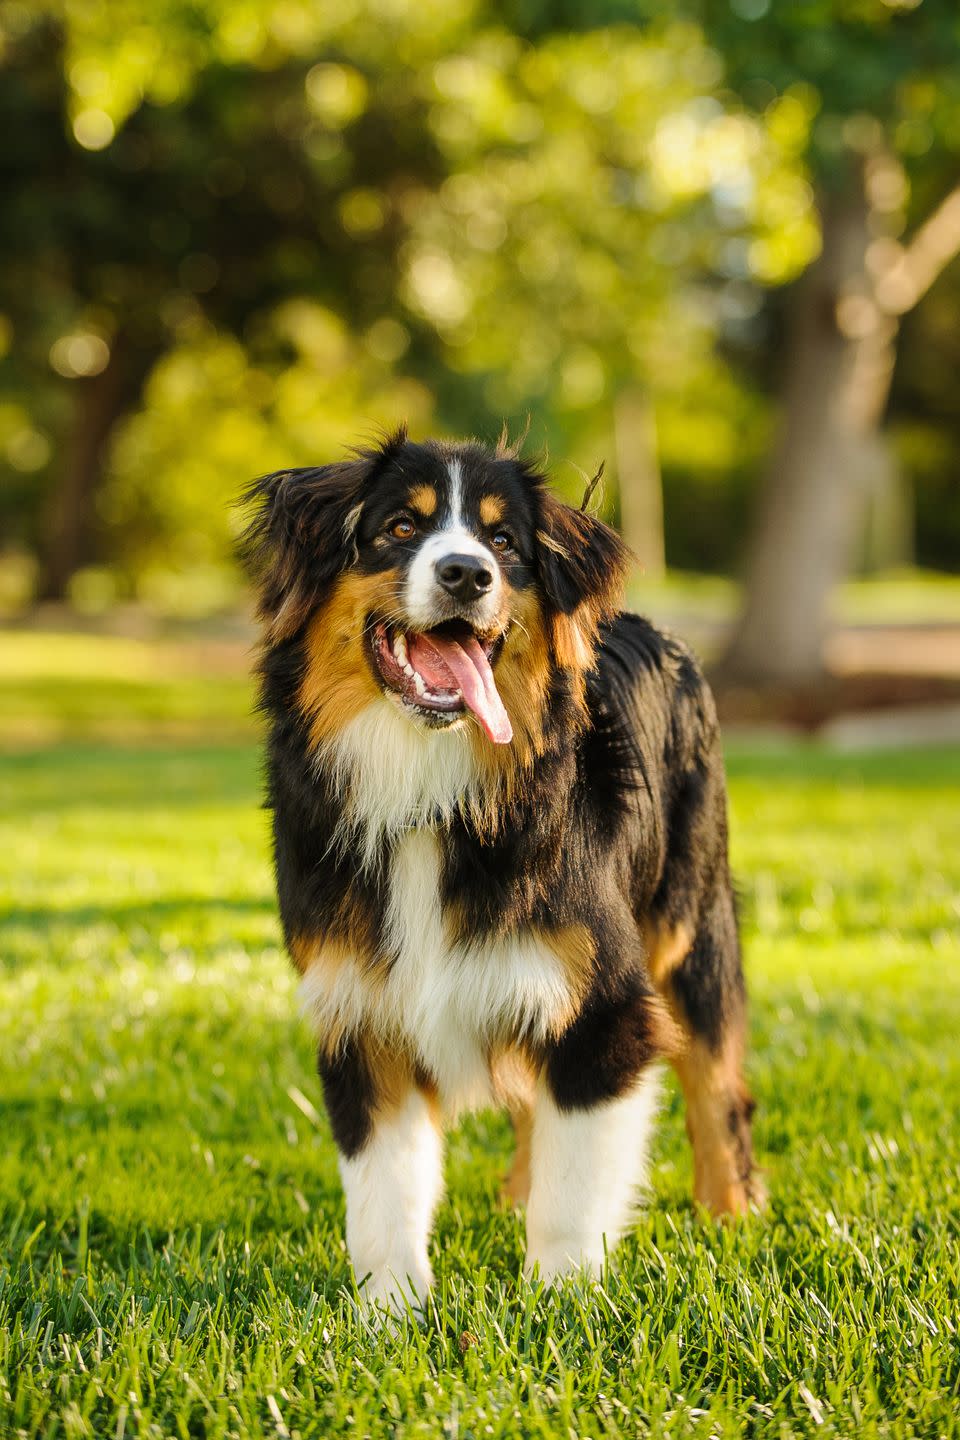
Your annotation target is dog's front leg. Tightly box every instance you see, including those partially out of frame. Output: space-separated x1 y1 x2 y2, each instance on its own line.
525 988 667 1284
319 1041 443 1312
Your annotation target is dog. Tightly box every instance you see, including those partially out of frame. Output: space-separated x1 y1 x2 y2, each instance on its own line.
243 428 762 1310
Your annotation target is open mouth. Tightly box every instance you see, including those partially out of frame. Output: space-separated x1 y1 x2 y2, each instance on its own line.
368 618 513 744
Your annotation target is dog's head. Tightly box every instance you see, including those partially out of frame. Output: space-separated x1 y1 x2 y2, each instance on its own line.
244 430 628 760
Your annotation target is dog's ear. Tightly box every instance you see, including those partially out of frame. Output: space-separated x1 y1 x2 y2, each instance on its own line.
535 492 630 668
240 428 409 642
537 492 629 618
240 460 370 643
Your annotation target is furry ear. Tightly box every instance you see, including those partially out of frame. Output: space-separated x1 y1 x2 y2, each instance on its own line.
240 428 409 641
537 492 629 619
240 460 371 643
536 492 630 669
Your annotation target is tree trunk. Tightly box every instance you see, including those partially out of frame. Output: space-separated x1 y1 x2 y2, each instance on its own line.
721 158 898 683
614 386 665 581
39 331 132 603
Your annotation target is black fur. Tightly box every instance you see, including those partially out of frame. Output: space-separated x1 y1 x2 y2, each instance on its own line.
318 1038 376 1158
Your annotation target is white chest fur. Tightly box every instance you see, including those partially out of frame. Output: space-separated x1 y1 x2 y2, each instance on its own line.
382 829 571 1108
301 827 573 1113
302 699 574 1111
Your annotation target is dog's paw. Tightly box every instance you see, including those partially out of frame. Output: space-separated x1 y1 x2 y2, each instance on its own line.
745 1170 768 1213
523 1243 601 1288
355 1263 432 1321
698 1170 768 1221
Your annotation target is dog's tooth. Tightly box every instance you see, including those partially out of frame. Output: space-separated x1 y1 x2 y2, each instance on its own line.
393 633 408 665
412 671 427 696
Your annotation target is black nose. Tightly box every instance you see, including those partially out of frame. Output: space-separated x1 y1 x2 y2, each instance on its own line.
436 552 494 604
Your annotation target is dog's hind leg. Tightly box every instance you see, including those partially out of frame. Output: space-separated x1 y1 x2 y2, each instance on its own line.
671 1021 762 1218
502 1105 533 1207
493 1052 537 1207
647 886 764 1218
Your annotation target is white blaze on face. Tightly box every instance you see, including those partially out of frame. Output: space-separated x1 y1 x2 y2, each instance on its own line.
403 460 502 630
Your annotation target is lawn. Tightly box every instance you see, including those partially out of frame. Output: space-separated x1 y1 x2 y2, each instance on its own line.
1 632 958 1438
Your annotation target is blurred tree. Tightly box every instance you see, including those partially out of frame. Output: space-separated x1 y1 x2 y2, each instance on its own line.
1 1 816 603
702 0 960 682
0 0 467 598
2 0 958 626
399 23 816 552
893 258 960 572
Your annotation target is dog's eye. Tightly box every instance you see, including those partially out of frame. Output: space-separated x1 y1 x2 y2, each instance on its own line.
491 531 513 553
388 516 416 541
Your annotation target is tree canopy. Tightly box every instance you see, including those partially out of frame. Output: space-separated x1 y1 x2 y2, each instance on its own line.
0 0 958 620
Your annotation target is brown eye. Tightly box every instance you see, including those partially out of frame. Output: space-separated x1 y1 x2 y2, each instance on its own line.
491 531 512 553
389 516 416 541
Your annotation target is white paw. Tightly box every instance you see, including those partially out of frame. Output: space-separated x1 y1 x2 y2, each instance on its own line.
356 1262 432 1318
524 1242 602 1287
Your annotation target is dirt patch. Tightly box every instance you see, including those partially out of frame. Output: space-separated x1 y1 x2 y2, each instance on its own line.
713 670 960 732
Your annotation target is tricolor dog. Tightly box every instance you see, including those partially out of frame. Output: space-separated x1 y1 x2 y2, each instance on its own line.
243 430 762 1310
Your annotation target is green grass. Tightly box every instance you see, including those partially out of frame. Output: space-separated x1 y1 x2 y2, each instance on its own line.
1 632 959 1438
0 631 255 744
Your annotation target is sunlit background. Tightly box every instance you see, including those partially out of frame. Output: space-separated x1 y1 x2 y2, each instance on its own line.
3 9 960 1431
1 0 959 720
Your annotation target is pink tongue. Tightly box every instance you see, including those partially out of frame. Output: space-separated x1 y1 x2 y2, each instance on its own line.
408 632 513 744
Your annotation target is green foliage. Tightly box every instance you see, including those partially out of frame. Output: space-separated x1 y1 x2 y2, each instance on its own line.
0 0 456 579
0 636 958 1435
0 0 817 593
1 0 960 601
402 24 816 432
699 0 960 183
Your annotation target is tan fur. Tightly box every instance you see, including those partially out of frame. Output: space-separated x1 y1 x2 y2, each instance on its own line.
667 1018 763 1218
494 419 530 459
297 936 383 1052
551 608 596 673
287 932 317 977
542 922 596 1007
490 1047 538 1112
408 483 438 517
291 932 360 992
642 917 695 988
645 993 686 1061
536 528 569 558
645 930 762 1218
479 494 506 527
503 1103 533 1206
267 586 312 646
364 1038 423 1119
490 1049 537 1206
342 1026 437 1128
298 571 404 748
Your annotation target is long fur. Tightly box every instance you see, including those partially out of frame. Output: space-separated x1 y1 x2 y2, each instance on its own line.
243 433 763 1308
